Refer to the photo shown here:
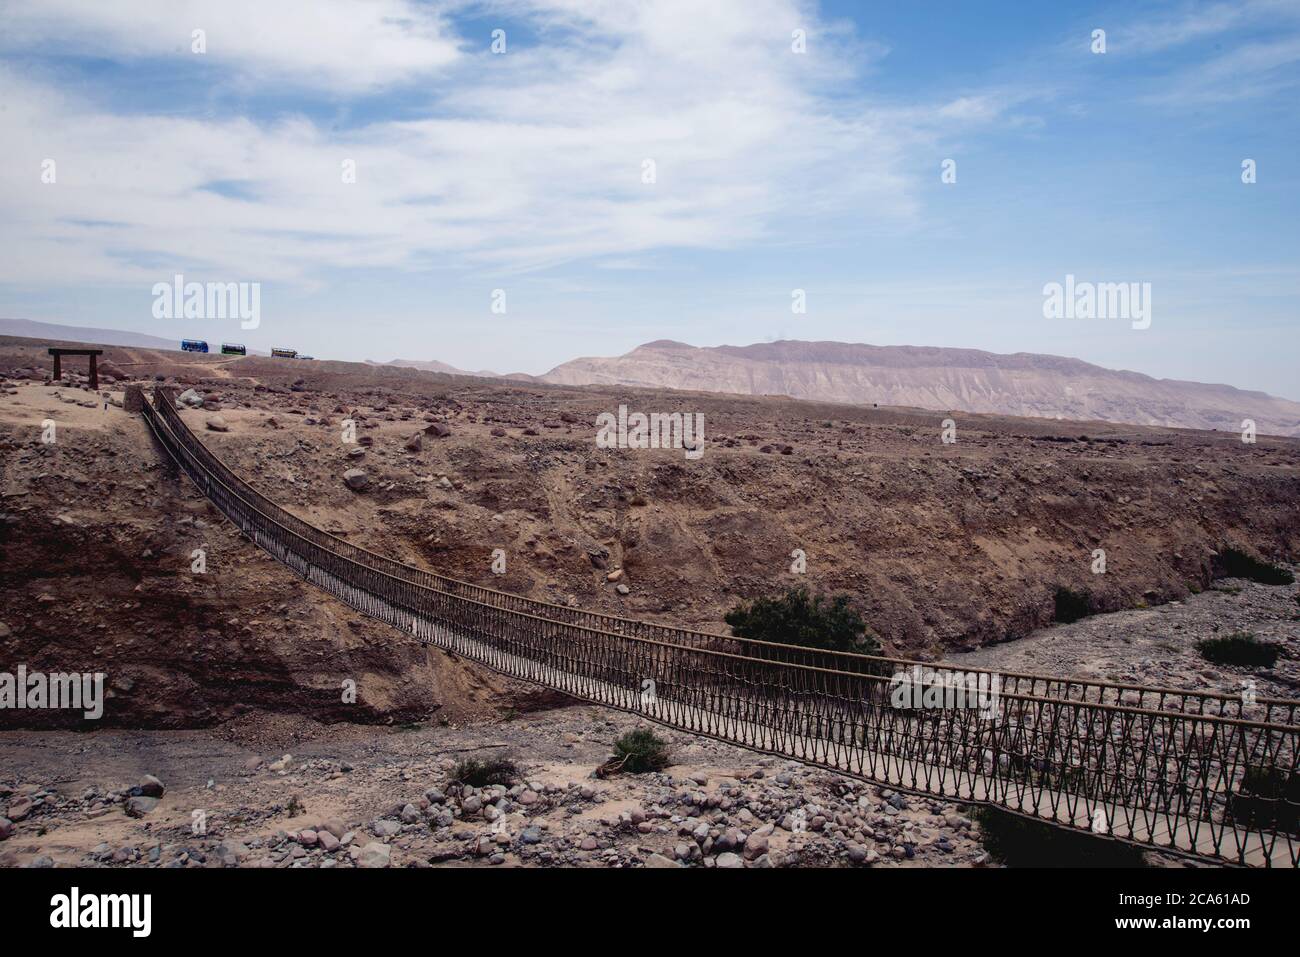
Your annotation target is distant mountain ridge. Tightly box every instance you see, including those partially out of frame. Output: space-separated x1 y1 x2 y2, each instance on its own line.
8 319 1295 436
367 358 513 379
0 318 267 355
0 317 183 351
538 339 1300 437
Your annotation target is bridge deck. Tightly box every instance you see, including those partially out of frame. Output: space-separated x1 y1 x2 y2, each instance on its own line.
140 391 1300 867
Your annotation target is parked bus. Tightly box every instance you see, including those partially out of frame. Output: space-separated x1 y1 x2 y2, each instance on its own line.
180 339 209 353
271 347 297 359
220 343 247 356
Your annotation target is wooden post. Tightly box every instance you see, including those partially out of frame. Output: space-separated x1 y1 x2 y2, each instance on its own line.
53 353 61 380
89 354 98 390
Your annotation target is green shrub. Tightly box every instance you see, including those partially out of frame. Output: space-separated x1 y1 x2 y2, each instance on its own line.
1053 587 1092 624
1231 766 1300 834
974 807 1147 868
1196 632 1281 668
449 756 519 787
610 728 671 774
725 586 878 653
1213 548 1295 586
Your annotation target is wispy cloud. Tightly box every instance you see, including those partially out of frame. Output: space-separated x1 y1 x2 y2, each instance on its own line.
1113 0 1298 54
1 0 964 285
0 0 462 91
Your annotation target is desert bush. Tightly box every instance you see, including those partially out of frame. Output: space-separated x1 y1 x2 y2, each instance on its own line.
610 728 671 774
1053 586 1092 624
973 807 1147 868
1196 632 1281 668
725 586 878 653
449 756 519 787
1231 766 1300 835
1213 548 1295 586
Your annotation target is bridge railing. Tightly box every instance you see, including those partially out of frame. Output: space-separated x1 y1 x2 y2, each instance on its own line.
148 395 1298 725
143 391 1300 866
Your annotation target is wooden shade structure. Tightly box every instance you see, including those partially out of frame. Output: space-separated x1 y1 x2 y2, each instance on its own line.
49 347 104 389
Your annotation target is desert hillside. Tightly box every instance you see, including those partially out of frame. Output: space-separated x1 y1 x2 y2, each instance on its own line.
3 333 1298 730
541 339 1300 437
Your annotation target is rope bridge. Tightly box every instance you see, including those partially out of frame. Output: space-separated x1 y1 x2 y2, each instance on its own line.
139 389 1300 867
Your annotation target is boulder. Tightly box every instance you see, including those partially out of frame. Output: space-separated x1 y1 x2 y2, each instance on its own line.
125 796 159 818
358 842 391 868
343 468 369 491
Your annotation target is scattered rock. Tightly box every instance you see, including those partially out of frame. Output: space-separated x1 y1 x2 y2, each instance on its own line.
358 842 391 868
124 796 159 818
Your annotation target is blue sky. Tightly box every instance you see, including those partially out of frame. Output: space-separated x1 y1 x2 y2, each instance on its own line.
2 0 1297 397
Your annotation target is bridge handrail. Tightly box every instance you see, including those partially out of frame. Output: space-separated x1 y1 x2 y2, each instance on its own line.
141 391 1300 866
150 393 1300 723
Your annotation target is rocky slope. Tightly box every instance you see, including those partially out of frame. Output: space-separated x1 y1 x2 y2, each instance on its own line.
0 708 992 869
5 575 1293 868
3 334 1298 733
541 339 1300 437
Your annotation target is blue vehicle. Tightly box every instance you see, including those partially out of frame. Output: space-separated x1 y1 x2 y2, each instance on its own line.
181 339 209 353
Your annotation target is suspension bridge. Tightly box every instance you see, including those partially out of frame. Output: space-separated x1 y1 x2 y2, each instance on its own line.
138 388 1299 867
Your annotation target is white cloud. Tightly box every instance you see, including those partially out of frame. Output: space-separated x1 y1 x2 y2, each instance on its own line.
1144 35 1300 104
0 0 462 91
1114 0 1300 54
2 0 963 287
